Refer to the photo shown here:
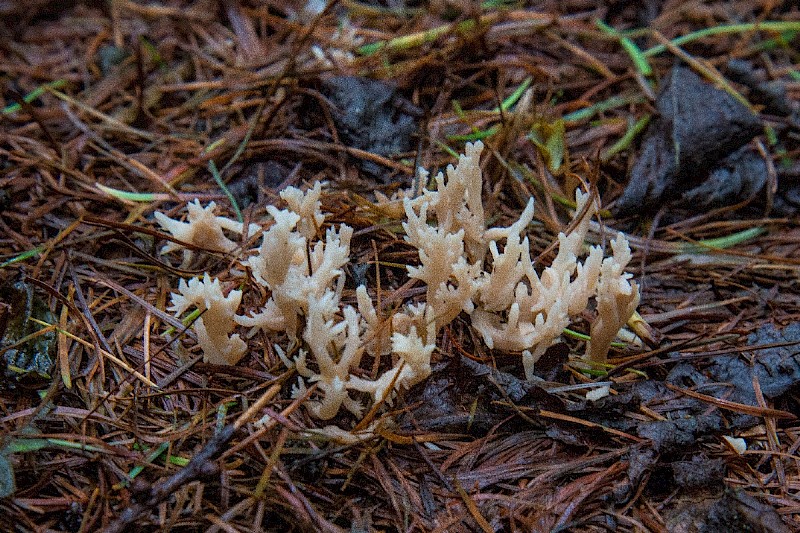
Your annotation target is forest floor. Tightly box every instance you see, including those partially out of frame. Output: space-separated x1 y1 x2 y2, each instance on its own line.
1 1 799 531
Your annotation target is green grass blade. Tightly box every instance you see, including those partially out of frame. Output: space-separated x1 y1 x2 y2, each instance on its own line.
495 77 533 113
643 21 800 57
358 17 481 55
679 227 766 254
2 79 67 114
595 20 652 76
601 114 651 161
96 183 157 202
0 247 44 268
563 94 645 123
208 160 243 223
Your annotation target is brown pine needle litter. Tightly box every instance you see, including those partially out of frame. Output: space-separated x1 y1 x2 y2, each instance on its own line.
1 1 799 531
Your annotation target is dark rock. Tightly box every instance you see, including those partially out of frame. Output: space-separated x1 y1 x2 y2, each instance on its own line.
616 66 762 214
708 322 800 426
674 146 767 209
774 163 800 214
320 76 420 181
671 456 724 491
665 489 790 533
613 443 658 503
661 323 800 428
0 279 55 388
636 414 725 453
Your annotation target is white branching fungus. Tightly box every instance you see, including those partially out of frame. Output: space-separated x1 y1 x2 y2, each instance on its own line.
476 199 536 312
586 234 640 364
350 304 436 405
168 273 246 365
295 295 365 420
400 142 494 328
401 142 637 379
159 142 641 428
470 189 608 378
402 199 479 328
155 200 259 265
309 20 363 69
235 206 303 337
235 197 351 342
415 141 487 261
280 181 325 240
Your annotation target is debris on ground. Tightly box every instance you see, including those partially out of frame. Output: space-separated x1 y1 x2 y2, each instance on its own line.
0 2 798 531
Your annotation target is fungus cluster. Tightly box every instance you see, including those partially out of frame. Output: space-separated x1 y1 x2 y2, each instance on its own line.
156 142 640 428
